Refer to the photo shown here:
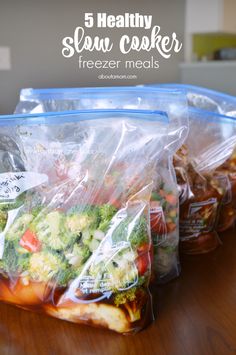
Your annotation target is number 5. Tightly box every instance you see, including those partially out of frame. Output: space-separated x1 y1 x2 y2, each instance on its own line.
85 13 94 28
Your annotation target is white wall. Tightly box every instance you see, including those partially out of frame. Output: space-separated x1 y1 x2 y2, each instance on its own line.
0 0 185 114
181 61 236 96
184 0 223 61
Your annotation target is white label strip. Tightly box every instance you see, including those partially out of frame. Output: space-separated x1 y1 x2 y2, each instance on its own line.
0 172 48 200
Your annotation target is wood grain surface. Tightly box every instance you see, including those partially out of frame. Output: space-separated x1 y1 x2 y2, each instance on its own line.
0 230 236 355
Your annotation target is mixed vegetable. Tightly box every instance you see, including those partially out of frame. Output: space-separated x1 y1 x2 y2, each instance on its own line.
0 101 187 333
0 204 150 293
0 200 153 333
150 180 179 282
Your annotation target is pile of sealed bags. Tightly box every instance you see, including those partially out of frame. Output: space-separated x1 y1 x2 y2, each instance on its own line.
153 84 236 254
15 87 189 283
0 87 188 334
0 84 235 334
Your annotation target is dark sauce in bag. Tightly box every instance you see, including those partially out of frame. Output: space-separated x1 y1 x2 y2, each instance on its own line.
176 163 224 254
174 142 226 255
174 107 236 254
215 149 236 231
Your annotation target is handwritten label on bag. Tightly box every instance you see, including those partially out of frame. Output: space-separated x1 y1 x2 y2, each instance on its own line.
0 172 48 200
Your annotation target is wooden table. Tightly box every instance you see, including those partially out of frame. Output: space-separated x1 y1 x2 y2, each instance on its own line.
0 230 236 355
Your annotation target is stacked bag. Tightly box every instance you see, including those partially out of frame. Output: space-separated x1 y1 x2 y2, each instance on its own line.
154 84 236 253
0 84 234 334
0 87 188 334
15 87 189 283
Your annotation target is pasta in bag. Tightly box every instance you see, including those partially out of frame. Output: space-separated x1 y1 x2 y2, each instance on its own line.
0 109 170 333
175 108 236 254
14 86 189 284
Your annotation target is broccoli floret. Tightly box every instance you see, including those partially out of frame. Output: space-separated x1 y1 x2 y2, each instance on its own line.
67 206 101 231
66 212 99 236
6 213 34 241
113 287 137 307
112 216 148 248
128 217 148 248
31 206 44 218
10 194 26 209
113 287 146 322
67 204 117 237
0 193 26 212
56 265 77 287
0 240 19 274
81 230 92 246
98 204 117 232
89 261 105 280
28 250 65 283
0 210 7 232
18 253 30 272
63 240 103 289
88 246 138 292
99 204 117 220
106 255 138 290
34 211 76 251
0 240 30 275
67 204 117 233
88 260 107 291
65 243 91 267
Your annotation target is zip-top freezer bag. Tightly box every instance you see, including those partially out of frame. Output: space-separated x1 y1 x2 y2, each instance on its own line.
14 86 188 155
151 83 236 234
150 83 236 117
175 108 236 254
0 108 171 334
14 86 189 284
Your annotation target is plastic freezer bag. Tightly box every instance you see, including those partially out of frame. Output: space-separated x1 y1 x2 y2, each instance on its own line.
15 86 189 284
14 86 188 150
150 83 236 117
0 109 170 333
174 108 236 254
150 162 179 283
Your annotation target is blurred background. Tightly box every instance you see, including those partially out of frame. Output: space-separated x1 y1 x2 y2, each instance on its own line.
0 0 236 114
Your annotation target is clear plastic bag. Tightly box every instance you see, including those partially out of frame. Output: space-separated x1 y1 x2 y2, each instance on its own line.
150 162 179 282
14 86 188 151
15 86 189 284
174 108 236 254
150 83 236 117
0 108 172 333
